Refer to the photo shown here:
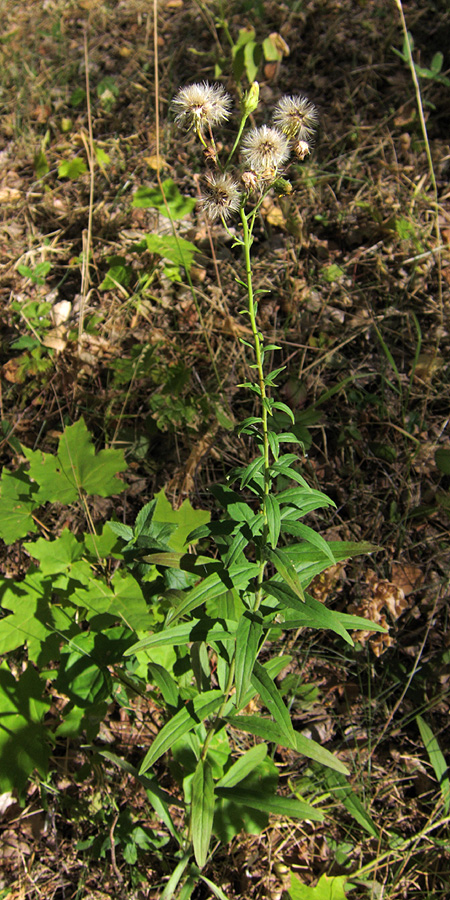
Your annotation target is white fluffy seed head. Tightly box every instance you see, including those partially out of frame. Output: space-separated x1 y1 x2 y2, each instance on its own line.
240 125 290 174
201 173 242 222
172 82 232 133
272 94 318 142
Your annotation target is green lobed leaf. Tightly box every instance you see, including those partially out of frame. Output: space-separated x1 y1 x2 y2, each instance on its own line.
72 570 154 632
191 759 215 868
0 466 38 543
288 873 349 900
0 663 51 798
23 530 85 575
132 179 196 219
23 418 127 504
134 233 198 271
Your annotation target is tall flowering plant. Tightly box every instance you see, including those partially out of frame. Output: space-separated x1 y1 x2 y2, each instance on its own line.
115 82 382 894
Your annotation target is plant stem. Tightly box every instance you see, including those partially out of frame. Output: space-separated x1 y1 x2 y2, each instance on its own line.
240 209 270 610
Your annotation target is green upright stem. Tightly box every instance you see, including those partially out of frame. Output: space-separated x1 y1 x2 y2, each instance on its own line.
240 209 270 610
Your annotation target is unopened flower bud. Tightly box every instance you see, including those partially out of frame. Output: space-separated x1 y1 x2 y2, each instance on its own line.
293 140 311 160
273 177 293 195
242 82 260 116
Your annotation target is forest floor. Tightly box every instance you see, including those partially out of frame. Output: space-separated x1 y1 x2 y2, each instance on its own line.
0 0 449 898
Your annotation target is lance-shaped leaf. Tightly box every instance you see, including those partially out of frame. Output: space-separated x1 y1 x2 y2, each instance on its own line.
216 743 268 789
225 715 348 775
100 751 183 842
235 611 263 708
168 564 259 625
251 661 294 744
215 786 322 822
268 547 305 602
139 691 223 774
191 759 215 868
265 494 281 548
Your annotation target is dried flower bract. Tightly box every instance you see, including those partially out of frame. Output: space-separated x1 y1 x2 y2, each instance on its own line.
273 94 318 142
241 126 290 175
172 82 231 134
201 173 242 222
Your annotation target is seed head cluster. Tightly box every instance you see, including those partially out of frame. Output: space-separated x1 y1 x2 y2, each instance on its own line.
201 174 242 223
273 94 318 142
171 82 318 223
172 82 231 133
241 125 290 175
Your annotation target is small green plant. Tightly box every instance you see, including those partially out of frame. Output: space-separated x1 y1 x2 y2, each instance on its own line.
393 31 450 88
0 82 386 897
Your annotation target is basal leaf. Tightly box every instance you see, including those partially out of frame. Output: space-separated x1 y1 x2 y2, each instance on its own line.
288 873 349 900
136 233 198 271
0 570 56 662
191 758 214 868
132 179 196 219
153 491 210 552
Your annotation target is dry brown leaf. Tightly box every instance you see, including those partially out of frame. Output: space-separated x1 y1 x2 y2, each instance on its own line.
2 358 25 384
391 563 424 596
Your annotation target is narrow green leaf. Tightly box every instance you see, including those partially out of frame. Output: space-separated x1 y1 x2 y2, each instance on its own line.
239 454 266 489
264 582 353 645
216 744 268 789
200 876 230 900
100 751 183 841
267 430 280 461
148 663 179 707
215 787 323 822
160 853 191 900
324 770 379 837
191 759 215 868
168 572 230 624
235 611 263 708
417 715 450 813
268 547 305 602
288 523 336 564
251 661 294 743
225 716 348 774
265 494 281 548
278 487 334 512
270 401 295 423
209 484 255 523
139 691 223 773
